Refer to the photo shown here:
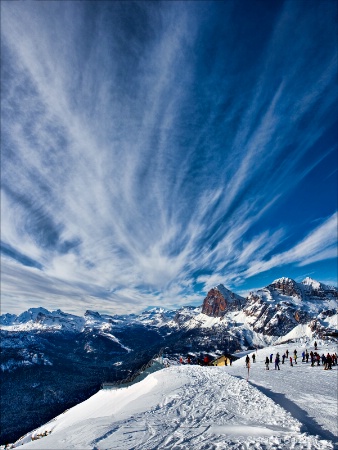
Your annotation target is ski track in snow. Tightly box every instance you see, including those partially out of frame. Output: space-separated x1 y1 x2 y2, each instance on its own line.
227 342 338 448
11 343 338 450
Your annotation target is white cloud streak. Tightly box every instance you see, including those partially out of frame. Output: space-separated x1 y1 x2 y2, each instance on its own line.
244 213 338 278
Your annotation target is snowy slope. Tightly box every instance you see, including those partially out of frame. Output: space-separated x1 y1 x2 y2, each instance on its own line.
9 343 337 450
227 341 338 446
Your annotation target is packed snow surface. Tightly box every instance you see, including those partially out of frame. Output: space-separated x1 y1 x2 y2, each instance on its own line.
10 342 337 450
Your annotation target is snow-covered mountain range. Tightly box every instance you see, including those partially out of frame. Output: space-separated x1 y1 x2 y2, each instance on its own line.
1 277 337 445
2 277 336 340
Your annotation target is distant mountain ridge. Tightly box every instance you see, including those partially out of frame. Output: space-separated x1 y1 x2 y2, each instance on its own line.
1 277 337 336
0 306 178 337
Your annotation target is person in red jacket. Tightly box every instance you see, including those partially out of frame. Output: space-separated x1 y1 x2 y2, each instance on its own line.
203 355 209 365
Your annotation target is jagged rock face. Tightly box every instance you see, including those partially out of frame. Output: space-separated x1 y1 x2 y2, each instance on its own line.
267 278 302 298
242 276 337 337
202 288 227 317
201 285 243 317
302 278 338 299
84 310 102 319
267 277 338 302
243 293 312 336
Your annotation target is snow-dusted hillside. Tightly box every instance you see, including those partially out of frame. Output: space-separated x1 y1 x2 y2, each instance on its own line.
7 341 337 450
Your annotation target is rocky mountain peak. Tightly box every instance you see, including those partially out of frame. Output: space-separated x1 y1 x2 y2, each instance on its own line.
302 277 321 289
267 277 302 298
17 307 51 324
201 284 244 317
301 278 338 299
84 310 102 319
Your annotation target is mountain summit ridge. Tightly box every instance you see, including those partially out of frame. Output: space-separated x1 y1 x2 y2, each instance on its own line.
199 277 337 336
1 277 337 330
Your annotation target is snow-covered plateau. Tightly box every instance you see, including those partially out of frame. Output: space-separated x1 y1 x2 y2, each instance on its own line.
6 341 337 450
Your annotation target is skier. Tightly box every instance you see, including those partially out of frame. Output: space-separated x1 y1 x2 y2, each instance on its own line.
286 349 289 358
302 351 305 362
275 353 280 370
252 354 256 363
314 341 318 351
326 353 332 370
293 350 297 364
310 351 314 367
290 356 293 366
265 356 270 370
245 355 250 368
321 353 326 367
246 357 251 381
282 353 286 364
270 353 273 363
305 349 309 363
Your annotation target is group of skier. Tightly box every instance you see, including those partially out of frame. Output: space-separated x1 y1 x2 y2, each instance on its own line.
264 344 337 370
264 352 282 370
177 342 337 372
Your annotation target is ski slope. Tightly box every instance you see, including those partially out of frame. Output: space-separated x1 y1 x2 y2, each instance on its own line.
8 343 337 450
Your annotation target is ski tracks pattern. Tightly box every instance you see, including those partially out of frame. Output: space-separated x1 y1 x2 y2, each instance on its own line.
91 366 333 449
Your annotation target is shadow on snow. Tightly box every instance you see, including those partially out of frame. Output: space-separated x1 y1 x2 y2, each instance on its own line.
234 375 338 449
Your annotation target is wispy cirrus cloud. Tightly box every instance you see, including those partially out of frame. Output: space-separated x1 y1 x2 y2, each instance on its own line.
1 1 337 314
243 212 338 279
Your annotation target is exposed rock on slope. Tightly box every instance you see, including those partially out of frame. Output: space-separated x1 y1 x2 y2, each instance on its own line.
243 293 311 336
301 277 338 299
242 277 337 337
267 277 302 298
201 284 244 317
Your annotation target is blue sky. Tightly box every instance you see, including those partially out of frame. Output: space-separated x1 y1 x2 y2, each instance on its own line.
1 0 337 315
